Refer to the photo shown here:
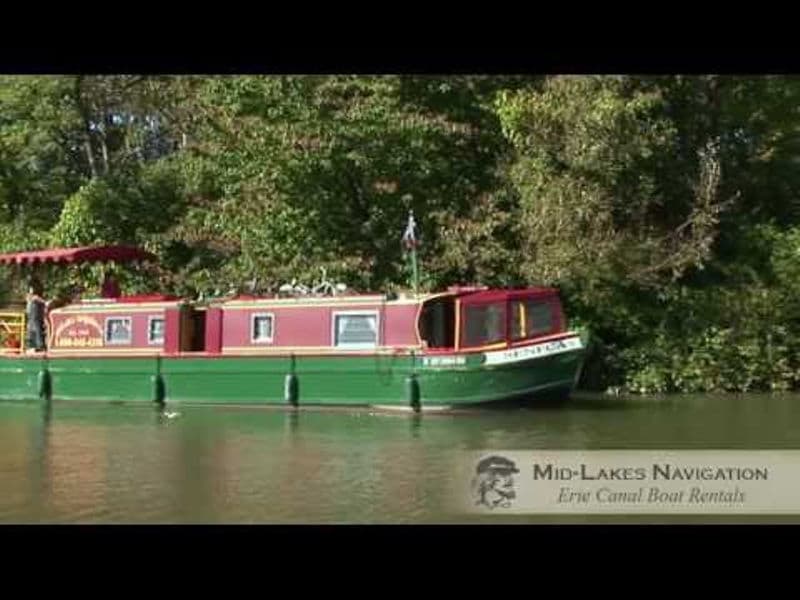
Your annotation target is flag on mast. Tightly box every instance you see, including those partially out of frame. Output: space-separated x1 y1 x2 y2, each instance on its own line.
402 210 418 250
402 209 420 297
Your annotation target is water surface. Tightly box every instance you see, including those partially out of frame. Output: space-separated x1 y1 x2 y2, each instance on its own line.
1 393 799 523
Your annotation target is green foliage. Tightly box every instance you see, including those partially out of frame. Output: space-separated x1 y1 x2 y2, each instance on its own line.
50 179 116 246
496 76 725 292
0 76 83 230
185 76 515 290
620 285 800 394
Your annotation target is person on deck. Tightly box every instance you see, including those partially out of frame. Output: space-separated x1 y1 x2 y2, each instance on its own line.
25 281 47 352
101 271 121 299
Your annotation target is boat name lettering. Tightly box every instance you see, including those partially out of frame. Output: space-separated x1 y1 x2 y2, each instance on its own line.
423 356 466 367
484 336 582 365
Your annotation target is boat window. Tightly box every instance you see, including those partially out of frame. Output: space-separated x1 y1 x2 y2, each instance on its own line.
462 302 506 348
105 317 132 345
148 317 165 345
251 313 274 344
333 312 378 348
525 300 556 337
510 298 557 340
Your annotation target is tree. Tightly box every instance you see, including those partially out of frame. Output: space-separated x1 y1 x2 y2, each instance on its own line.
160 75 523 293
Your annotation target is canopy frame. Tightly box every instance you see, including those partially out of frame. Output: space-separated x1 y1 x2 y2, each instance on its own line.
0 245 156 267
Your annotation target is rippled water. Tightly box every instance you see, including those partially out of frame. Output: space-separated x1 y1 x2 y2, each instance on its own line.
2 393 800 523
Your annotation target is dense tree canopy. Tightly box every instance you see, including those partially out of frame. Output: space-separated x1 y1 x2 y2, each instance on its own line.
3 74 800 393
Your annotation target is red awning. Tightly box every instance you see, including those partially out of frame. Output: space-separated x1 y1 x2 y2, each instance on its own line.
0 245 157 266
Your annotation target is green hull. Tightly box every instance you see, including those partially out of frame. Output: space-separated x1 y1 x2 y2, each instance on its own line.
0 346 585 410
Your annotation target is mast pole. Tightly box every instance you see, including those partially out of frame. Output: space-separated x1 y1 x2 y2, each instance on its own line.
402 209 420 298
411 241 419 298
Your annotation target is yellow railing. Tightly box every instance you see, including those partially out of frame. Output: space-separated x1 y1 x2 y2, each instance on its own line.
0 311 25 353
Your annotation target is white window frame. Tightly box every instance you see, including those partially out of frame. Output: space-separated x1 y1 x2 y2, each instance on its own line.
251 312 275 344
331 310 380 349
105 316 133 345
147 316 165 346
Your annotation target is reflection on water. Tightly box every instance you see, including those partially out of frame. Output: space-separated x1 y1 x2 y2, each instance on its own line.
2 393 800 523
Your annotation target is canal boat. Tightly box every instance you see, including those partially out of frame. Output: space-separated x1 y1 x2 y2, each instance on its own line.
0 219 587 411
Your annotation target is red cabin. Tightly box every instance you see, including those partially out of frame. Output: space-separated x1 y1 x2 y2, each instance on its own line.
417 287 566 353
198 287 568 357
47 296 188 354
212 294 421 355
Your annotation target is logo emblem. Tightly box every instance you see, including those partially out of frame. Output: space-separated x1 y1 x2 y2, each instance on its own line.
471 455 520 509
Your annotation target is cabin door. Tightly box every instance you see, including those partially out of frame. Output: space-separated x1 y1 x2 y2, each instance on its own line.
179 307 207 352
418 297 456 350
190 309 206 351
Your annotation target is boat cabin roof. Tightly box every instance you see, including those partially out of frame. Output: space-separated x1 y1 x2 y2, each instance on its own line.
217 292 423 309
50 295 184 314
214 286 558 309
46 287 562 315
456 287 559 305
